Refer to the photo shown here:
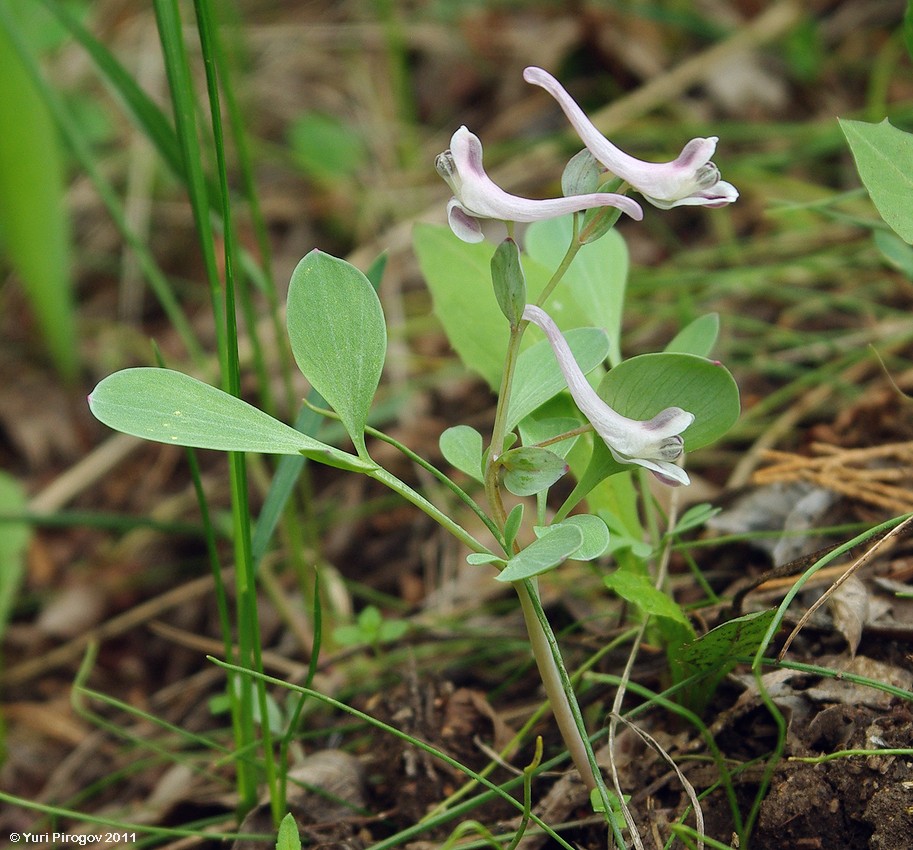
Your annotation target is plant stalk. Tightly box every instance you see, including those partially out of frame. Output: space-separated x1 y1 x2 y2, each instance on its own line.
514 580 598 789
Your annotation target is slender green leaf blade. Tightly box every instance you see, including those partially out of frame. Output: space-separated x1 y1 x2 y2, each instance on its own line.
467 552 506 566
88 368 368 467
839 117 913 243
286 250 386 454
503 503 524 551
0 471 29 642
671 503 721 536
0 12 75 380
906 0 913 63
40 0 183 176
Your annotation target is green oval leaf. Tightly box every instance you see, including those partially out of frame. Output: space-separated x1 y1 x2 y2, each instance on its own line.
562 353 739 506
665 313 719 357
603 570 689 626
277 812 302 850
598 353 739 452
491 237 526 326
503 503 525 551
467 552 506 566
496 524 584 582
840 117 913 244
535 514 610 561
287 250 386 455
439 424 484 483
88 368 370 470
675 609 779 676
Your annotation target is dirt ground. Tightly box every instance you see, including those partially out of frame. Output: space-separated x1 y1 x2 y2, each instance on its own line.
3 1 913 848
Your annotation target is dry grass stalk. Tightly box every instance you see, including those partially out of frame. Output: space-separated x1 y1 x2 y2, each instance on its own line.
753 441 913 514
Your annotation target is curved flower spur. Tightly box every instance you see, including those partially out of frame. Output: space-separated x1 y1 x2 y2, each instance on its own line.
522 304 694 486
435 125 644 242
523 66 739 210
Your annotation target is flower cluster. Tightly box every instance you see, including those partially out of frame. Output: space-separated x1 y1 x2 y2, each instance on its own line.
436 66 737 485
436 66 737 244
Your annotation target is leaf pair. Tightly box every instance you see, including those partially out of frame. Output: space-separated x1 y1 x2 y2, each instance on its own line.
469 514 611 582
89 251 386 463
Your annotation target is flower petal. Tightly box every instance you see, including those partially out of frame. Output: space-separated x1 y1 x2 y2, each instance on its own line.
641 407 695 441
446 198 485 243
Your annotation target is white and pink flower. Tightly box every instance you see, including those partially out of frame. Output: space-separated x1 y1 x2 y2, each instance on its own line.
523 304 694 485
435 125 644 243
523 66 738 210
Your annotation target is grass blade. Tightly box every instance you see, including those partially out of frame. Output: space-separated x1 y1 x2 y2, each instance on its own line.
0 6 75 380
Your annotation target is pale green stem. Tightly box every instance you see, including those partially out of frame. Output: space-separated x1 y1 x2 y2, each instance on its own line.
484 321 525 519
480 231 626 841
367 466 490 554
535 231 582 309
302 397 505 547
515 580 597 789
519 579 628 847
533 422 594 449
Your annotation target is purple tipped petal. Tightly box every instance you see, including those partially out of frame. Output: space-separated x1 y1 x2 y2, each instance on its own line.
674 137 718 169
650 466 691 487
446 199 484 243
642 407 695 440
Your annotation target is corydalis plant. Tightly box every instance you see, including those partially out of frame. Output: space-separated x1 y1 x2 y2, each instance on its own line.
523 66 738 210
435 125 643 242
89 63 741 849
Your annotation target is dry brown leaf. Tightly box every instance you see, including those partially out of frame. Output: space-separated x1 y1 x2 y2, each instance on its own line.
805 655 913 710
827 576 869 657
